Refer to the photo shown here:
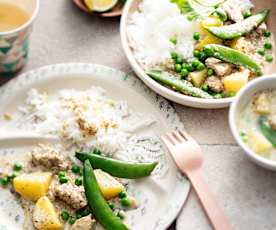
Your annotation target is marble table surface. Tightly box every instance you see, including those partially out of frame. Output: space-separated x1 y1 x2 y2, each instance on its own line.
1 1 276 229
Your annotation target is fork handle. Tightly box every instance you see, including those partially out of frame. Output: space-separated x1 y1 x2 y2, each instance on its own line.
187 170 232 230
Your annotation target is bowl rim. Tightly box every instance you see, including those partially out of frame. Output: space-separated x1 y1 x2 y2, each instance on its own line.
120 0 236 108
229 74 276 169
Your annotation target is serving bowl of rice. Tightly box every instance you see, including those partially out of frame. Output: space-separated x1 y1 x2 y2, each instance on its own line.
120 0 276 109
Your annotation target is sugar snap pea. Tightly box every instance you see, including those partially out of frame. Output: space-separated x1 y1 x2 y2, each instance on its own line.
206 10 269 40
259 116 276 147
83 160 129 230
203 44 262 75
76 152 158 179
146 70 213 99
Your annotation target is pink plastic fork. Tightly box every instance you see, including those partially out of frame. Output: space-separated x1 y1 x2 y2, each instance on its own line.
161 130 231 230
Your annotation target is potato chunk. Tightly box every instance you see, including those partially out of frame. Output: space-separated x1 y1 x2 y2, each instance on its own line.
189 69 207 87
13 172 52 202
94 169 124 199
223 70 249 93
33 196 63 230
247 130 273 155
253 93 271 115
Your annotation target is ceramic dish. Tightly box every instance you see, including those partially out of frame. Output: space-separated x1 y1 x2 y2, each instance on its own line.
120 0 276 109
229 74 276 171
0 63 190 230
73 0 122 17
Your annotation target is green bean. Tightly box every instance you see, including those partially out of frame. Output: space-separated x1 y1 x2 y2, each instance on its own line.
83 160 129 230
259 116 276 147
76 152 158 179
146 70 213 99
203 44 262 75
207 10 269 40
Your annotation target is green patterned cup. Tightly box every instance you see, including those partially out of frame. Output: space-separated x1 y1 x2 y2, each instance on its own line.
0 0 39 75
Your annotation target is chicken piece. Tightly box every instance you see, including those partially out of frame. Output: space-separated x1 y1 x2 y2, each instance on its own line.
205 76 224 93
31 145 70 171
269 114 276 130
222 0 244 22
49 176 87 210
230 37 255 55
253 92 271 115
205 58 233 77
71 215 95 230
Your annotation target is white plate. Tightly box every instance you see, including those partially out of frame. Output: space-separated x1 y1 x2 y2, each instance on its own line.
0 63 190 230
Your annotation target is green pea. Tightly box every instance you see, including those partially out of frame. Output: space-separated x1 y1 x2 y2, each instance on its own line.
183 63 194 72
71 165 81 174
58 171 66 178
257 49 265 56
120 197 131 207
175 64 182 73
59 176 68 184
117 210 125 220
196 62 205 71
227 91 236 97
108 201 115 210
175 56 183 64
69 216 77 225
171 52 178 59
264 42 272 50
61 211 70 221
180 68 189 78
214 93 223 99
193 50 200 58
191 60 200 68
240 131 248 142
263 30 271 37
13 163 22 171
198 52 207 61
201 84 209 92
75 178 82 186
243 10 252 18
207 68 214 76
76 213 82 219
118 191 127 199
265 55 273 62
0 177 9 186
170 36 177 45
8 172 18 180
193 32 200 41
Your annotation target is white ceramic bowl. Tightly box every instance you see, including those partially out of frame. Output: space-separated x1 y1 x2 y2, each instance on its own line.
120 0 276 109
229 75 276 170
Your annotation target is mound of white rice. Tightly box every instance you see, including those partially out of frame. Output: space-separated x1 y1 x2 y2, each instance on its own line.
127 0 198 69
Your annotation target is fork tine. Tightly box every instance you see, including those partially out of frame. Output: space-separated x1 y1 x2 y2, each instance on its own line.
161 135 173 148
167 133 178 145
179 130 193 141
173 130 186 142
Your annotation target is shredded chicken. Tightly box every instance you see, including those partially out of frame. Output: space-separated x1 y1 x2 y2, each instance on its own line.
205 76 224 93
71 215 95 230
269 114 276 130
205 58 233 77
232 37 255 55
76 116 98 136
49 175 87 210
31 145 70 171
222 0 244 22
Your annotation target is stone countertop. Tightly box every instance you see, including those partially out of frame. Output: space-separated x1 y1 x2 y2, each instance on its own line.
1 0 276 229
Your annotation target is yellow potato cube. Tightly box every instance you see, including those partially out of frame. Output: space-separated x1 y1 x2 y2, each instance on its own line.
94 169 124 199
247 130 273 155
253 93 271 115
33 196 63 230
13 172 52 202
223 71 249 93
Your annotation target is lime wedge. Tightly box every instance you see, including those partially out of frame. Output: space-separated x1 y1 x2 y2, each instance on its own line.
84 0 118 12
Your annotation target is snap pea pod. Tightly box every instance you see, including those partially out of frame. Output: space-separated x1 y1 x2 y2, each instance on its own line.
146 70 213 99
206 10 269 40
259 116 276 147
203 44 263 75
83 160 128 230
76 152 158 179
